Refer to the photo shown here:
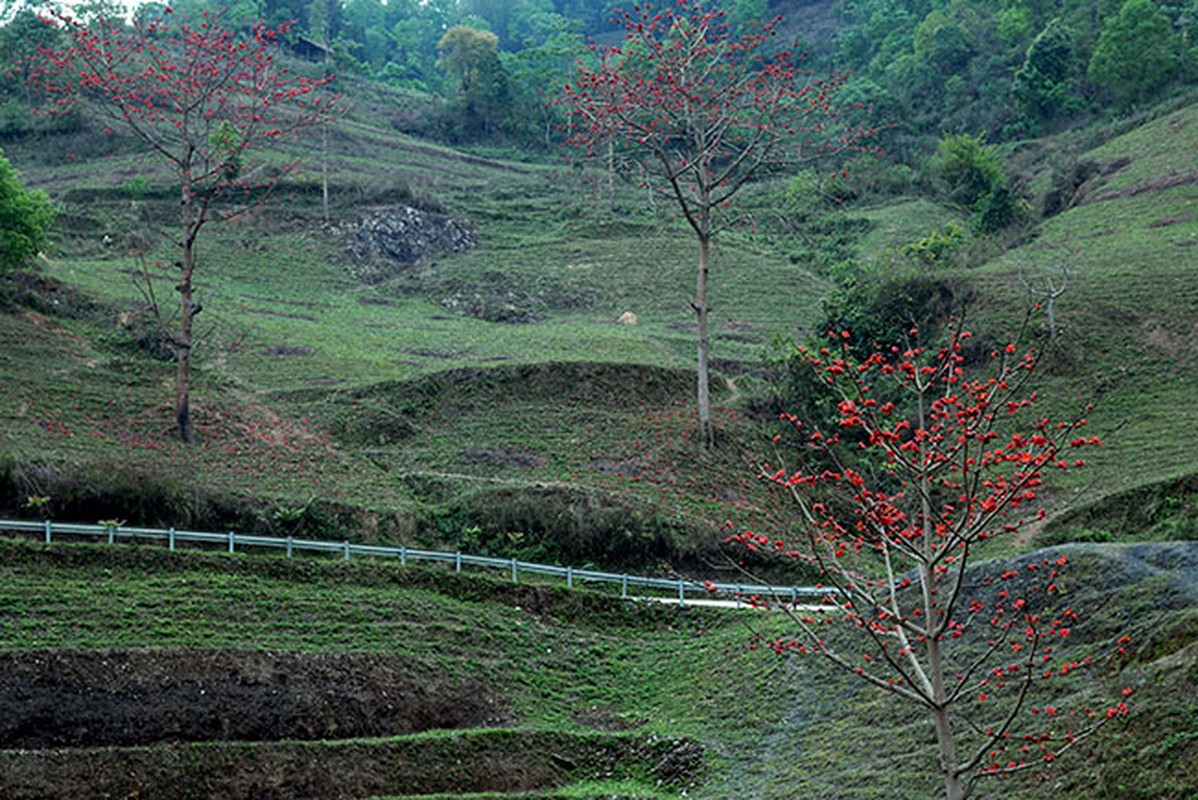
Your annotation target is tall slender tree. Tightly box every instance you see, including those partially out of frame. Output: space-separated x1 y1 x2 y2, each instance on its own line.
34 10 335 443
561 1 870 447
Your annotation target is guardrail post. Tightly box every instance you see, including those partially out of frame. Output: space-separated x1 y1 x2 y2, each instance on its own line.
455 552 462 573
44 520 51 544
106 524 116 545
566 566 573 589
168 527 175 551
400 546 406 566
621 574 628 599
511 558 518 583
228 532 235 554
678 580 685 606
343 542 351 561
286 537 294 559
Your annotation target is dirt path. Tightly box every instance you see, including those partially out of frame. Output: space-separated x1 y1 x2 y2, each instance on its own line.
1012 518 1047 549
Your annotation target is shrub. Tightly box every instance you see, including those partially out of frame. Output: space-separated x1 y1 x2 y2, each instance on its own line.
0 147 55 274
929 133 1026 234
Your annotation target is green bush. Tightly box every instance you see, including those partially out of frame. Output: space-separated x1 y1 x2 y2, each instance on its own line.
929 133 1026 234
820 271 969 359
901 221 969 269
0 147 55 275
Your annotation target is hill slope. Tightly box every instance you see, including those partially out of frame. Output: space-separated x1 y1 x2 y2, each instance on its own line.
4 94 1197 554
0 63 1196 800
0 535 1194 799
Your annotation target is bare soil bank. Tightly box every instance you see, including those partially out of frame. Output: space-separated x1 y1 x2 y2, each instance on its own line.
0 649 702 799
0 650 508 748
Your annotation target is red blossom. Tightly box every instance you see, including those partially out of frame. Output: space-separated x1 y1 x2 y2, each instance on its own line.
737 317 1126 796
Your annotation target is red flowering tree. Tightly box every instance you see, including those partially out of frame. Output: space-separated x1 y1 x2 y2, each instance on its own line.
560 2 870 448
735 318 1129 799
34 10 335 443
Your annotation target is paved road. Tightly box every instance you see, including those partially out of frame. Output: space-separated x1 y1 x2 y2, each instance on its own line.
632 596 834 611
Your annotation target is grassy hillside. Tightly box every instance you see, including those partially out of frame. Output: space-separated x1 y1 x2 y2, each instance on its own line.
1 535 1194 799
0 79 838 573
0 71 1196 798
0 538 769 798
6 100 1194 553
972 103 1198 517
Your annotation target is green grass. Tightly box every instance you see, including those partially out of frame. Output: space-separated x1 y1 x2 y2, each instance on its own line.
854 197 963 258
3 536 1194 799
2 72 1198 800
971 156 1198 504
1079 102 1198 192
0 539 772 734
0 536 791 797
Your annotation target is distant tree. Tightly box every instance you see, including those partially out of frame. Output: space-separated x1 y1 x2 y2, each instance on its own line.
1019 261 1070 341
741 318 1129 800
0 9 64 133
1089 0 1178 104
166 0 267 32
728 0 768 30
437 25 501 94
34 10 335 443
263 0 323 33
339 0 390 70
993 6 1033 47
437 25 512 139
510 0 561 44
561 1 872 448
1013 17 1077 122
504 17 583 147
913 10 975 75
458 0 518 47
0 147 55 275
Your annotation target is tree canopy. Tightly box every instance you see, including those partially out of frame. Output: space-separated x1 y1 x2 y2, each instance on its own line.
6 0 1188 148
1089 0 1178 105
1013 17 1077 122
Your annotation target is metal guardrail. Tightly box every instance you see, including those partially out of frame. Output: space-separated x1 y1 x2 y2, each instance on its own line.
0 518 834 607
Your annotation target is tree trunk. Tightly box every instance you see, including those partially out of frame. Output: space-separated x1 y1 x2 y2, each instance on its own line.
917 392 961 799
695 233 712 448
320 24 331 223
924 558 963 799
321 118 330 222
175 182 196 445
606 138 615 210
175 260 194 445
933 703 966 800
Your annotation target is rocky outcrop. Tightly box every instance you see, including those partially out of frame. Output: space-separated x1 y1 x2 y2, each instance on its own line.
339 206 475 284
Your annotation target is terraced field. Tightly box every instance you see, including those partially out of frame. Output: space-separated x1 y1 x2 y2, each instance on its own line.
1 63 1196 800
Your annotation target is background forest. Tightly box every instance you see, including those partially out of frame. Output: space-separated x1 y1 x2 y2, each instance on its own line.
5 0 1198 147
